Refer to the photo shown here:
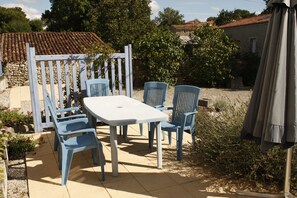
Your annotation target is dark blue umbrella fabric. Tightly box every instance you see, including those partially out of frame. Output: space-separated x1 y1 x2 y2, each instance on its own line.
241 0 297 152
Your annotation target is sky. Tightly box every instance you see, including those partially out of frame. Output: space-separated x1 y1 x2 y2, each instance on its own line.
0 0 266 22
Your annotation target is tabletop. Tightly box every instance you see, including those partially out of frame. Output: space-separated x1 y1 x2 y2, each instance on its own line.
83 95 168 126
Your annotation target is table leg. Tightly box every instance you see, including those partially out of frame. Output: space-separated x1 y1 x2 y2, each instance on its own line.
110 126 118 176
156 121 162 169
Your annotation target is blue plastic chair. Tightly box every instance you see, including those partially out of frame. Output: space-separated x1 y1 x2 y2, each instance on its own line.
85 78 110 127
85 78 110 97
45 91 86 122
45 91 87 151
141 82 167 136
46 95 105 185
150 85 200 161
123 82 168 140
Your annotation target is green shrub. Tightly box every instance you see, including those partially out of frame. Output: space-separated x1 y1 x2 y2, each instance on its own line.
0 108 33 127
213 100 228 112
0 132 10 159
184 25 239 87
134 29 184 85
7 135 37 160
240 52 260 86
193 102 297 191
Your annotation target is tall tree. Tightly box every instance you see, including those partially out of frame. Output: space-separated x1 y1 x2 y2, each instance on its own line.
0 6 31 33
42 0 154 50
154 7 185 29
215 9 255 26
184 25 239 87
89 0 155 50
135 29 184 85
42 0 91 31
29 19 44 32
262 0 273 14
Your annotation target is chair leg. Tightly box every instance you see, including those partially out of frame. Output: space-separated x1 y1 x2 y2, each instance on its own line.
168 132 172 145
91 148 99 165
176 129 183 161
119 126 122 135
191 130 196 145
123 125 128 140
54 133 59 151
97 142 105 181
139 123 143 136
148 123 155 150
58 146 62 170
61 149 73 186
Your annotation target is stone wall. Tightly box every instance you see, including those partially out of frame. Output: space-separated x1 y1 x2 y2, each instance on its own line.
3 62 30 87
3 60 145 88
3 62 75 87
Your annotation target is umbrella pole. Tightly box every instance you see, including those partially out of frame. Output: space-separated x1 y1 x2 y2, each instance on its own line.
284 147 293 197
236 147 295 198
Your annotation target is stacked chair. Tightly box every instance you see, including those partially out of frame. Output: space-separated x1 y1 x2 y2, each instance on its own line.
149 85 201 161
45 91 105 185
84 78 110 128
122 81 168 140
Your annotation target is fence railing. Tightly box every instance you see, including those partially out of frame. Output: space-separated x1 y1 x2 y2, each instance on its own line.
0 60 3 77
26 43 133 132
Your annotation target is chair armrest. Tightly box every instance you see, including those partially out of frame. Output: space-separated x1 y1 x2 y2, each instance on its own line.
57 114 86 121
154 105 167 111
163 106 173 111
60 127 96 136
58 117 89 126
180 111 197 130
184 111 197 117
56 107 81 114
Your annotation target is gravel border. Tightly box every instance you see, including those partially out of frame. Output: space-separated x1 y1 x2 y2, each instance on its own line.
7 159 28 198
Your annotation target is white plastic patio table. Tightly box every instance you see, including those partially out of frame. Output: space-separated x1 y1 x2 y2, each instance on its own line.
83 95 168 176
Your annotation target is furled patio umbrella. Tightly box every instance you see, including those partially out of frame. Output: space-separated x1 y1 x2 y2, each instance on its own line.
241 0 297 196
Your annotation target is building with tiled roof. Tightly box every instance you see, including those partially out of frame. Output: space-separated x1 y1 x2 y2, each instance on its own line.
170 20 215 43
0 32 106 63
220 14 271 55
0 32 106 86
220 14 270 29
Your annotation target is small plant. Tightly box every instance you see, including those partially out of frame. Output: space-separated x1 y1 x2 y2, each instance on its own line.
7 135 37 160
0 108 33 128
0 132 10 159
213 99 228 112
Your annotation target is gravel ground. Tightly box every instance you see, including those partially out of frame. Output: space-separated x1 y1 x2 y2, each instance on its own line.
7 159 29 198
133 87 252 106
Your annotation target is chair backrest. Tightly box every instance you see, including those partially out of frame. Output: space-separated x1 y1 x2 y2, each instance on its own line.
143 81 168 107
171 85 200 128
85 78 110 97
45 91 58 116
45 92 60 131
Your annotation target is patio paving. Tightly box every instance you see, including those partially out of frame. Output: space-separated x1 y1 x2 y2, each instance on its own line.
26 124 248 198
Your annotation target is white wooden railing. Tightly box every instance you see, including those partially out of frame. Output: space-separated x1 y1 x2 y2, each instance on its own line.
26 43 133 132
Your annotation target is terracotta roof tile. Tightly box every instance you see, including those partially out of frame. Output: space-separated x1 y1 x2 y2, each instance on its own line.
171 20 215 31
220 14 271 29
0 32 106 63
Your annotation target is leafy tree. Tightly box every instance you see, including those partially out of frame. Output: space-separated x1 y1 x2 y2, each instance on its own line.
42 0 154 50
0 6 31 33
134 29 184 85
42 0 91 31
206 16 217 22
215 9 256 26
184 25 239 87
154 7 185 29
29 19 44 32
90 0 155 50
262 0 273 14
